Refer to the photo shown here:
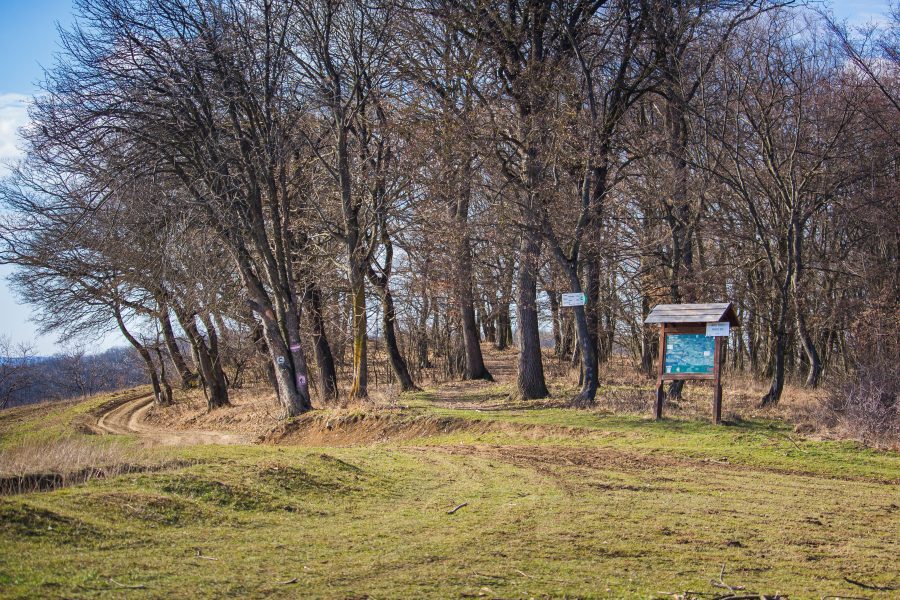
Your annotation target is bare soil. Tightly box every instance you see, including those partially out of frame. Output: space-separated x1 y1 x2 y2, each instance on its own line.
142 387 282 438
96 393 250 446
261 410 597 446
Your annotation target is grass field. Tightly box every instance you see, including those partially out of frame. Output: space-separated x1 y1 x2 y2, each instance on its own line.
0 381 898 599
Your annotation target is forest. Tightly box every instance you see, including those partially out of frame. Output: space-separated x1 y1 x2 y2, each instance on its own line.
0 0 896 434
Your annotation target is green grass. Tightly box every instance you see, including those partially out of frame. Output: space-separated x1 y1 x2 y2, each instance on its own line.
0 388 149 451
0 391 898 599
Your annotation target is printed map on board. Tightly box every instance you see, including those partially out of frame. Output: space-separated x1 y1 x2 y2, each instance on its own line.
664 334 715 374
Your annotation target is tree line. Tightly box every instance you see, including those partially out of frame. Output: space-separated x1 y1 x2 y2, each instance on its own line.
0 338 147 409
0 0 896 416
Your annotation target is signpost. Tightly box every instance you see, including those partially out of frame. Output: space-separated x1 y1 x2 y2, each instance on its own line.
644 303 740 424
705 322 730 337
561 292 587 307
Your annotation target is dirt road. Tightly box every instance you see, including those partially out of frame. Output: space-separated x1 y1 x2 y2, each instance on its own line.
95 394 250 446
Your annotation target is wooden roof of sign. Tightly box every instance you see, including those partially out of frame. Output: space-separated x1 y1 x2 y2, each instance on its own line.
644 302 740 326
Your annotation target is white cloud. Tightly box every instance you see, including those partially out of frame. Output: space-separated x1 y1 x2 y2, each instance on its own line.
0 93 31 177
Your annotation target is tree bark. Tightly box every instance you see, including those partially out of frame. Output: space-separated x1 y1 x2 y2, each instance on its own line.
640 293 654 378
112 304 166 406
337 113 369 401
154 345 175 406
456 235 492 380
516 230 549 399
450 169 492 381
547 287 562 357
348 264 369 400
304 284 338 401
378 286 418 392
791 223 822 387
157 303 197 389
416 289 431 369
177 310 229 411
563 274 597 406
761 275 792 407
496 256 515 350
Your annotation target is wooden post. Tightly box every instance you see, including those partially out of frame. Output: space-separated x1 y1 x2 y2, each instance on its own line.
655 325 666 420
712 336 723 424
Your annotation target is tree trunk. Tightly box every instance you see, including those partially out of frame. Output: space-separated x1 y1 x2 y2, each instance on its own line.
154 345 175 406
516 230 549 399
158 303 197 389
567 279 597 406
761 317 787 407
251 321 280 402
452 190 492 381
348 264 368 400
791 224 822 387
640 293 654 378
482 299 496 345
496 302 512 350
180 312 229 411
379 287 418 392
417 290 431 368
496 254 515 350
457 245 492 380
583 257 602 374
761 281 792 407
304 284 338 401
112 304 166 406
560 311 575 359
547 288 562 357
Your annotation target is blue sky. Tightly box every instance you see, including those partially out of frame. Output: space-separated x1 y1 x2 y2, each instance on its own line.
0 0 894 355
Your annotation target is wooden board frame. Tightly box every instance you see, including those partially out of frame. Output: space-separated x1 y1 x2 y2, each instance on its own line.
655 322 726 424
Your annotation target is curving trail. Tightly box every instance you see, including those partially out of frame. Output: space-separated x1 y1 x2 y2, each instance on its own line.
95 393 250 446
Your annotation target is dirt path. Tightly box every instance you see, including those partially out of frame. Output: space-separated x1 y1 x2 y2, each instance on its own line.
424 345 570 410
95 393 250 446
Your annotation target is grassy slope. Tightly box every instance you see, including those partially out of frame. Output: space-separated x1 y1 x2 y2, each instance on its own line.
0 387 898 599
0 388 150 451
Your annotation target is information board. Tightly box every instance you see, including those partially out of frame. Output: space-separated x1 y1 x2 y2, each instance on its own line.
664 333 715 375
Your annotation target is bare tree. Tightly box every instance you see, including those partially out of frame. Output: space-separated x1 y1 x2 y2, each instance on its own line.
0 337 36 409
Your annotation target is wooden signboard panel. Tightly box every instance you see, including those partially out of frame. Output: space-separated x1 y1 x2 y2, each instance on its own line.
655 323 725 424
647 303 738 425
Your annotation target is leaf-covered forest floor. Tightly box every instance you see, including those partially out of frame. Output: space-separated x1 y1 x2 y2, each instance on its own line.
0 348 898 599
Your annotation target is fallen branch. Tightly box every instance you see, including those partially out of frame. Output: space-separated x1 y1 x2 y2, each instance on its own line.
710 563 746 593
714 596 783 600
109 578 147 590
514 569 569 584
843 577 895 592
448 502 468 515
657 592 784 600
778 432 807 453
278 578 299 585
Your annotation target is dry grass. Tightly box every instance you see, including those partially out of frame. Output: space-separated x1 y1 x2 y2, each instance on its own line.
143 345 891 449
143 387 282 436
0 436 170 495
0 437 147 479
